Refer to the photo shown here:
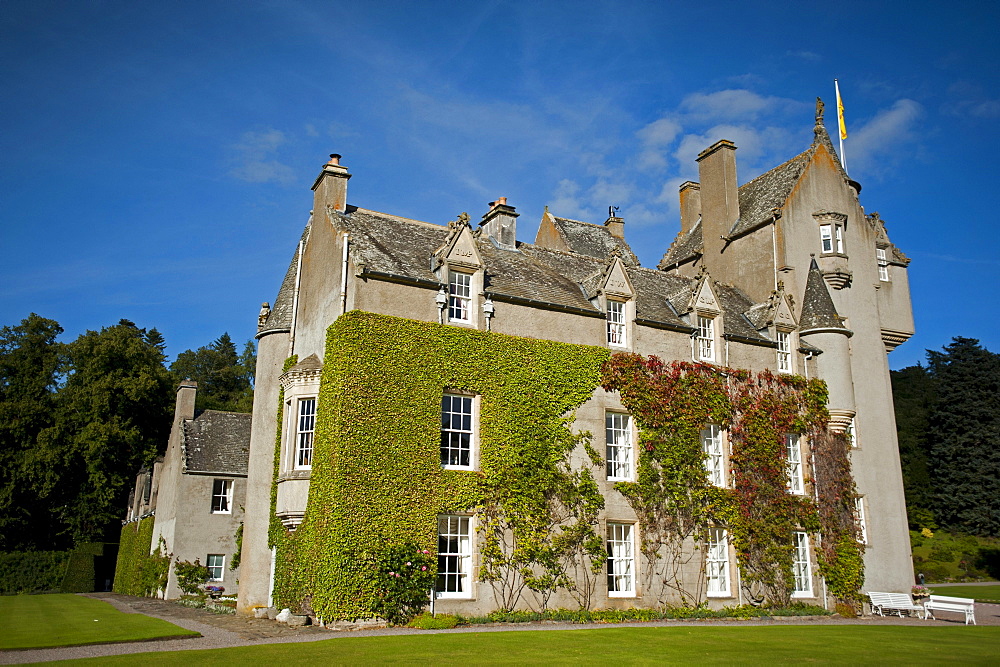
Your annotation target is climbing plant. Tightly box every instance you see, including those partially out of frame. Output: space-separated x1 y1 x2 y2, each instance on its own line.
270 311 608 621
602 355 860 607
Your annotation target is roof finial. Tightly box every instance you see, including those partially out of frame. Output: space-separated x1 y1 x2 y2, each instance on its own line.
815 97 825 126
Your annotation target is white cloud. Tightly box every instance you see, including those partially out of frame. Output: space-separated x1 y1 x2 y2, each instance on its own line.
636 118 682 169
676 89 794 123
229 129 297 185
849 99 923 176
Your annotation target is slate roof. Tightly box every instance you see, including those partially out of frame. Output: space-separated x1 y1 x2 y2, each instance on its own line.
799 259 847 331
259 226 309 336
182 410 252 475
659 219 703 269
659 122 853 268
549 217 639 265
289 204 784 345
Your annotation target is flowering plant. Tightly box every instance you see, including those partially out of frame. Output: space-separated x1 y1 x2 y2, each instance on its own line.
370 543 437 624
912 585 931 596
204 585 225 593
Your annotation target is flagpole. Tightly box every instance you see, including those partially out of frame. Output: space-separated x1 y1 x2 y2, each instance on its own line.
835 79 847 173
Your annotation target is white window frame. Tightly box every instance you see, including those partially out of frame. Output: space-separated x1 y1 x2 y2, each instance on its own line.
211 479 233 514
786 434 804 495
706 527 731 597
876 247 889 281
448 270 472 323
697 316 715 362
606 299 626 347
855 497 868 545
206 554 225 582
605 412 633 481
293 397 317 470
607 522 635 597
776 330 792 373
792 532 813 597
820 223 845 254
819 224 833 253
437 515 472 598
702 425 725 487
441 393 475 470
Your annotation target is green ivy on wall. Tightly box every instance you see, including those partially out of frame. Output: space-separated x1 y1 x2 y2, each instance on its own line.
601 355 863 607
267 313 863 618
270 311 608 620
112 517 168 596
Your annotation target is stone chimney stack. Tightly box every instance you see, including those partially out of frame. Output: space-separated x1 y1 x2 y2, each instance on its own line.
312 153 351 214
604 210 625 239
175 379 197 422
697 140 740 265
479 197 519 248
678 181 701 235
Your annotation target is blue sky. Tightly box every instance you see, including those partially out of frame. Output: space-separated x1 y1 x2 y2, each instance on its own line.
2 1 998 370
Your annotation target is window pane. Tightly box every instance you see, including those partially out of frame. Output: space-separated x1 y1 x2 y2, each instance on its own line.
211 479 231 513
437 516 471 596
606 413 632 480
706 528 730 596
449 271 472 322
295 398 316 468
702 425 724 487
792 532 812 596
441 394 474 468
786 434 803 494
607 301 626 346
776 331 791 372
697 317 714 361
607 523 634 595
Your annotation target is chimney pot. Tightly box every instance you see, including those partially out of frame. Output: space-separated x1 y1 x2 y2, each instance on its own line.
328 153 342 166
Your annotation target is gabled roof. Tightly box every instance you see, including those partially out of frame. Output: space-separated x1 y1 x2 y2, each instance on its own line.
182 410 252 475
548 216 639 265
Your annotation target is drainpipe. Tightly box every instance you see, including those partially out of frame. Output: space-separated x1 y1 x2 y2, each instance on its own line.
340 232 349 316
288 239 304 356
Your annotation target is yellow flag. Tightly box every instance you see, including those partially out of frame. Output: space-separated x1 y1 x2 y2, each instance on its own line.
836 80 848 140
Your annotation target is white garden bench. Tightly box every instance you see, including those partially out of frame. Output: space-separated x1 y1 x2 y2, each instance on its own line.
924 594 976 625
867 591 925 618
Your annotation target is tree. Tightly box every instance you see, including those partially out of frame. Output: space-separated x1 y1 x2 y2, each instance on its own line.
926 338 1000 536
31 319 174 545
170 333 255 413
890 364 937 529
0 314 63 550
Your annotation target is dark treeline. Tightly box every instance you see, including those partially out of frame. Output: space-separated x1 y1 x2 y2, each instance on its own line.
892 337 1000 537
0 314 254 552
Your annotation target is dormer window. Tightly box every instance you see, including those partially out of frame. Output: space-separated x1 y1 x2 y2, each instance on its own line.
819 223 845 254
448 270 472 323
697 316 715 362
876 247 889 281
607 300 626 347
776 330 792 373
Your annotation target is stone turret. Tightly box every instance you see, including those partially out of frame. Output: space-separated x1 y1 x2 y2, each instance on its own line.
798 257 855 432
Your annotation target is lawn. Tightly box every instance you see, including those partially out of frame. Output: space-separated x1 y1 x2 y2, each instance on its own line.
928 584 1000 602
54 625 1000 665
0 594 199 650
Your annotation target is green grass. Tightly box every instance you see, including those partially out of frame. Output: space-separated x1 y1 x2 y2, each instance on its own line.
52 625 1000 665
929 584 1000 602
0 594 199 650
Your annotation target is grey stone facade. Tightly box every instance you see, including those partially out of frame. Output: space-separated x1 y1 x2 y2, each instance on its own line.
236 110 915 616
125 381 250 599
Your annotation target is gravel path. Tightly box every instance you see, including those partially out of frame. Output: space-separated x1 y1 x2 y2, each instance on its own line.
3 593 997 664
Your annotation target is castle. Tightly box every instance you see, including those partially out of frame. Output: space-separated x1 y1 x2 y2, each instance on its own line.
231 102 914 618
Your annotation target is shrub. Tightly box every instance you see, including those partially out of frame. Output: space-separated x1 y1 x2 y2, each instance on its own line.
407 613 459 629
174 559 211 595
0 551 69 595
368 543 437 625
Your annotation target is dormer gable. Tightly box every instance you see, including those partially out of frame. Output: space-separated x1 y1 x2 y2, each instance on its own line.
689 270 722 316
432 214 482 273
